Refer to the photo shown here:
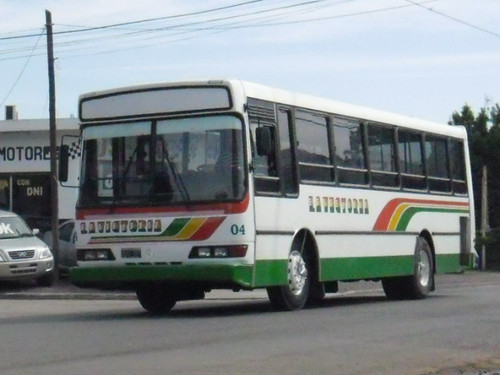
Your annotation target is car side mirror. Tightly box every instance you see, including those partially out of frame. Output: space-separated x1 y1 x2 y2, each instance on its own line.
32 228 40 236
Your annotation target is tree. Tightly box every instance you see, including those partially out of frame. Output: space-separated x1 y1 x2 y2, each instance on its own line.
486 104 500 229
450 104 484 229
451 102 500 267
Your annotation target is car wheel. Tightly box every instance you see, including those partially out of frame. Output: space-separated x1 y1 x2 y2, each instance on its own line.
36 272 55 287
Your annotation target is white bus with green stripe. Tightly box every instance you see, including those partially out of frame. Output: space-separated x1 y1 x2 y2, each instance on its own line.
65 79 475 313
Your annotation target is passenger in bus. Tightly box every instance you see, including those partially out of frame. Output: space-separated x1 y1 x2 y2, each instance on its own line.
213 149 244 199
150 169 173 201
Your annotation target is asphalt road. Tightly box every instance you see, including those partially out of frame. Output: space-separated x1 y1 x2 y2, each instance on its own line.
0 271 499 375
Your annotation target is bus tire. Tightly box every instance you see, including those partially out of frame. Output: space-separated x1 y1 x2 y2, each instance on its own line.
136 284 177 314
382 237 434 300
267 249 310 311
409 237 434 299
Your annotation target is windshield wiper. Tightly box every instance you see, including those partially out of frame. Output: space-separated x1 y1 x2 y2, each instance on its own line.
110 144 139 208
122 145 139 190
163 147 191 203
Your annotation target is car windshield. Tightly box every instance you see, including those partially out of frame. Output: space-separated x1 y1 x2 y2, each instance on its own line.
0 216 33 239
79 115 245 206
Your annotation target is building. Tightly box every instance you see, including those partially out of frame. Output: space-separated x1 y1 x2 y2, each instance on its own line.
0 105 80 235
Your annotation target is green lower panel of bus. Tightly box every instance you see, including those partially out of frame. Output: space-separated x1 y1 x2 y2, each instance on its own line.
253 253 462 286
70 254 461 290
70 264 254 289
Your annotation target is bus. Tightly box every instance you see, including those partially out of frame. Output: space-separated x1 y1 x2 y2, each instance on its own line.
63 79 475 313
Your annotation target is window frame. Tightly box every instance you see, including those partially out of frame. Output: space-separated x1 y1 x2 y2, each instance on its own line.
366 122 399 189
397 128 427 192
247 98 469 198
331 115 369 187
424 133 452 194
294 109 334 184
449 138 468 195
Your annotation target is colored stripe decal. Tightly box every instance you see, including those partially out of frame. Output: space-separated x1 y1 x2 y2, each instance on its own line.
88 216 226 244
190 217 226 241
163 218 190 236
175 218 207 240
374 198 469 231
395 206 468 231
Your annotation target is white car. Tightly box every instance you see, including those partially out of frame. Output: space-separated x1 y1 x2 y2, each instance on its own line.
43 220 77 276
0 210 55 286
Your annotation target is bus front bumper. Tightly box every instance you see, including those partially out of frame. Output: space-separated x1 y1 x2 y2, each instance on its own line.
69 263 254 290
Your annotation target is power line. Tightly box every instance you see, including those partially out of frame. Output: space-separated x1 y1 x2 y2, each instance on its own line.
46 0 408 59
211 0 437 29
0 0 355 60
0 0 265 41
405 0 500 39
5 0 494 63
0 28 45 107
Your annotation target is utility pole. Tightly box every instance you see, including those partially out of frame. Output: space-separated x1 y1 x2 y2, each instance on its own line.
480 94 491 271
480 166 488 270
45 10 59 271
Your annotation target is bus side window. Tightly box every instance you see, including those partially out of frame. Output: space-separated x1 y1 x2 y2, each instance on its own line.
250 120 280 194
248 98 281 195
251 122 278 177
425 135 451 193
278 108 299 196
295 110 333 183
449 139 467 195
398 130 426 190
367 123 398 188
332 116 368 185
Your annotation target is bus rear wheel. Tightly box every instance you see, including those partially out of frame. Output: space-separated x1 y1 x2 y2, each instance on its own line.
267 250 310 311
382 237 434 300
136 284 177 314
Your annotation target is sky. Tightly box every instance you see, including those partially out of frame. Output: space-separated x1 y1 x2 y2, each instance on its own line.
0 0 499 124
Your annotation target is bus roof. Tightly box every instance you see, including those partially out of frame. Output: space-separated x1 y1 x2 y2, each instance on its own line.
79 79 467 139
238 80 466 139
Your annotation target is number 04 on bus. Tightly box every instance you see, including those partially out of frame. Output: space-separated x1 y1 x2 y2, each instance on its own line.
60 79 475 313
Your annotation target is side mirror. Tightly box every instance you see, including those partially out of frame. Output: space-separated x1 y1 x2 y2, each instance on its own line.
32 228 40 236
58 144 69 183
59 135 81 188
256 127 272 156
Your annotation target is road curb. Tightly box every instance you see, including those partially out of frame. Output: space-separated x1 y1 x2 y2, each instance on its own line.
0 271 498 301
0 292 136 301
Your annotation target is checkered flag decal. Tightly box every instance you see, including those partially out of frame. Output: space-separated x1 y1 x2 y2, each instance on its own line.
68 141 81 160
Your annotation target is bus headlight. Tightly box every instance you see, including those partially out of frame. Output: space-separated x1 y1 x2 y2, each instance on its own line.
196 247 212 258
189 245 247 259
213 247 229 257
77 248 115 261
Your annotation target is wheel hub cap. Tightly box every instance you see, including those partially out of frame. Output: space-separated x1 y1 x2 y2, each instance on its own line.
288 250 307 295
417 249 431 287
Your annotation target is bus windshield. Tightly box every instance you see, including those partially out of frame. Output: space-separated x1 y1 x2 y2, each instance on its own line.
79 115 245 206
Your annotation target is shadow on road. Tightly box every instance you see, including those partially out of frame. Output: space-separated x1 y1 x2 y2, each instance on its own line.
0 293 395 325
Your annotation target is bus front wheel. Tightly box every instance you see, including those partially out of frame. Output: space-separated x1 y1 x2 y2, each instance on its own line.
136 284 177 314
267 250 310 311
